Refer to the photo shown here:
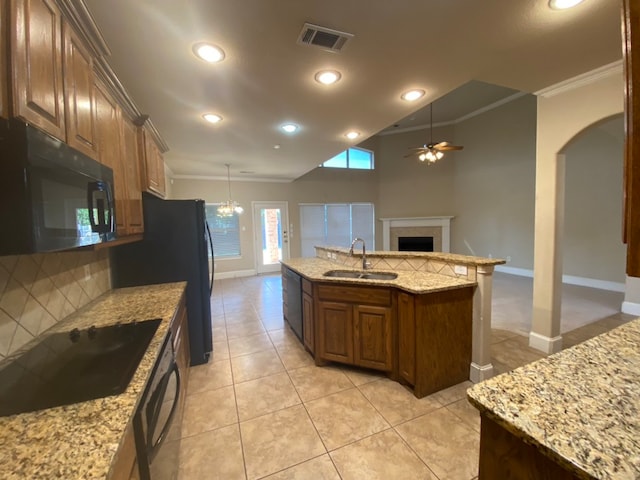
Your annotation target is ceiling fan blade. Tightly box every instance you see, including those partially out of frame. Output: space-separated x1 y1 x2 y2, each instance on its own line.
407 145 428 151
433 141 464 151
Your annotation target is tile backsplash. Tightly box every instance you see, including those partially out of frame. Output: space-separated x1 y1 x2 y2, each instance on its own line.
0 250 111 359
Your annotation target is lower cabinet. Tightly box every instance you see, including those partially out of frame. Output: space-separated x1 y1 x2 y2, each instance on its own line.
316 284 393 372
302 287 314 353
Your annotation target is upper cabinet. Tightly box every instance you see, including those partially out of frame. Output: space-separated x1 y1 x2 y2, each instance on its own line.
63 20 97 158
623 0 640 277
138 126 166 198
11 0 66 139
120 116 144 234
0 0 8 118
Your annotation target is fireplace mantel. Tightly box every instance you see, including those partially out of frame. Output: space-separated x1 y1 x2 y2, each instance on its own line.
380 216 453 252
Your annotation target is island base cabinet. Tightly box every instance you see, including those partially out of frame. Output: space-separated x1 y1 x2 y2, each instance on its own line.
478 415 580 480
408 286 474 398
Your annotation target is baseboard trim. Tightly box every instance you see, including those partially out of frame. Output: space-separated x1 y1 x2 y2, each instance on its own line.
469 362 495 383
214 269 257 280
494 266 625 292
529 331 563 354
621 301 640 316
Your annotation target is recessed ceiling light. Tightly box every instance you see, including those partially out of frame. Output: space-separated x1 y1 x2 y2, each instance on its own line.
401 89 425 101
315 70 342 85
273 144 281 149
281 123 299 133
548 0 585 9
345 131 360 140
192 42 225 63
203 113 222 123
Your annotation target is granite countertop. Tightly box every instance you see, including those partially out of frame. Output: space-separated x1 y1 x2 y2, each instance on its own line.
467 319 640 479
316 246 506 266
282 257 475 294
0 282 187 480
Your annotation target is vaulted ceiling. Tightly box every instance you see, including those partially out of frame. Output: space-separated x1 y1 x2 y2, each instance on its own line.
83 0 623 181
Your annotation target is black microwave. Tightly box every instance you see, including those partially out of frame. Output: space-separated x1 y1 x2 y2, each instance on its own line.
0 119 116 254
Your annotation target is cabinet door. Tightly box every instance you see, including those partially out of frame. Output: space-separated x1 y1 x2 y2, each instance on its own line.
12 0 65 139
94 80 126 233
317 301 353 364
302 291 314 353
623 0 640 277
121 116 144 234
353 305 392 371
63 21 97 159
139 129 166 198
0 0 8 118
397 291 416 384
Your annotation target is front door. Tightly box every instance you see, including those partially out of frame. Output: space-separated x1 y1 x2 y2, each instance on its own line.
253 202 290 274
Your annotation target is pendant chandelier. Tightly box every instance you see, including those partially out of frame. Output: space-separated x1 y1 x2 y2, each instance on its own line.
217 164 244 217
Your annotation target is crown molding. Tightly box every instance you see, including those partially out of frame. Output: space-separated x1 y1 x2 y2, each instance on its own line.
534 60 624 98
378 92 527 136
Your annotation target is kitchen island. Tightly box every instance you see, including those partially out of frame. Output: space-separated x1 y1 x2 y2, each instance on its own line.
0 282 187 480
467 319 640 479
282 255 482 397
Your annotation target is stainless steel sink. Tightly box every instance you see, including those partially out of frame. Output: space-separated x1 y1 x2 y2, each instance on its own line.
323 270 398 280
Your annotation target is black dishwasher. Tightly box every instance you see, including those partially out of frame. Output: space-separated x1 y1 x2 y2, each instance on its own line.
285 269 303 341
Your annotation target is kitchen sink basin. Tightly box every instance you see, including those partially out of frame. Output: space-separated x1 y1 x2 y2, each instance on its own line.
323 270 398 280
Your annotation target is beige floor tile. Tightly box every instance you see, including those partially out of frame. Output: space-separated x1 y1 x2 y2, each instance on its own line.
262 454 340 479
306 388 389 450
358 377 441 426
340 365 385 386
330 429 436 480
178 424 246 480
240 404 326 479
212 340 230 362
430 380 474 406
268 328 301 350
276 343 316 370
187 359 233 396
235 372 301 421
231 349 285 383
288 365 354 402
261 315 287 332
226 320 266 340
491 338 545 371
182 385 238 438
228 332 274 357
446 398 481 433
396 407 479 480
212 325 227 342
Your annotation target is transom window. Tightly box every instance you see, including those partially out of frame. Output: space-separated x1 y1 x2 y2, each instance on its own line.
321 147 374 170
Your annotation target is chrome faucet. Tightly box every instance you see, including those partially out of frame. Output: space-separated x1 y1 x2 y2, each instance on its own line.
349 237 371 270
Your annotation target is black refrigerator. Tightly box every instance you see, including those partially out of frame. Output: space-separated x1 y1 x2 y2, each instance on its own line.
110 193 214 366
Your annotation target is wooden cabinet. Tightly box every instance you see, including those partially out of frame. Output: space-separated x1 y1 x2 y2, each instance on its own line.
622 0 640 277
11 0 66 139
281 265 289 322
107 421 137 480
0 0 8 118
62 20 97 158
302 279 314 353
400 287 474 397
316 284 393 372
138 127 166 198
120 116 144 234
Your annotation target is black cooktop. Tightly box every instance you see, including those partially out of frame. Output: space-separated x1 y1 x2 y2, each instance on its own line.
0 318 161 417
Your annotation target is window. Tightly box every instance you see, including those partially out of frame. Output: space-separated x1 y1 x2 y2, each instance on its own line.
205 204 241 258
299 203 375 257
321 147 374 170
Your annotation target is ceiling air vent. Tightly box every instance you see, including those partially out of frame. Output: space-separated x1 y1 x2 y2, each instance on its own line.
297 23 353 52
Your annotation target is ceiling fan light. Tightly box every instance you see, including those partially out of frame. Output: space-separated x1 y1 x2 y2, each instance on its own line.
217 164 243 217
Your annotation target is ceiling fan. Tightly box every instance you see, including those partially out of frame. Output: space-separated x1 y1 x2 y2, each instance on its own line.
404 103 463 164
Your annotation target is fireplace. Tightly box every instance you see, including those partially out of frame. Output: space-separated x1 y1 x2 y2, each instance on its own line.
380 216 453 252
398 236 434 252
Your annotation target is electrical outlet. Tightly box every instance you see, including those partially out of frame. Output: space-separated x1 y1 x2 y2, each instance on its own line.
454 265 468 275
327 252 331 258
506 256 512 262
488 253 493 259
83 265 91 281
